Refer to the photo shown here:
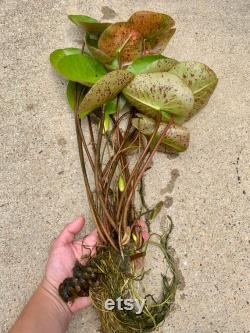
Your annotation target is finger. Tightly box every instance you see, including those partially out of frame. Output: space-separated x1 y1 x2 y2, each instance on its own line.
82 229 98 256
57 216 85 245
83 228 98 246
69 296 92 313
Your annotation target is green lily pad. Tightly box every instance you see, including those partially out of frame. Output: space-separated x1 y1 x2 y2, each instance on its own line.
68 15 110 33
123 72 194 123
50 48 82 72
132 113 190 152
79 70 134 118
66 81 87 111
53 53 107 86
98 22 143 63
85 32 113 64
169 61 218 118
127 55 178 74
128 11 175 53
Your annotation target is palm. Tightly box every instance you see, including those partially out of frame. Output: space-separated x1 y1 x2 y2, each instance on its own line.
44 217 98 312
46 240 82 287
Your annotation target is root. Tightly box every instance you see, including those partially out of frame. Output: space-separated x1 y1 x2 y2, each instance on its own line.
71 226 178 332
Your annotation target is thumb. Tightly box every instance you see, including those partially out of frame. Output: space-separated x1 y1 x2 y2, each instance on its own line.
57 216 85 245
69 296 92 313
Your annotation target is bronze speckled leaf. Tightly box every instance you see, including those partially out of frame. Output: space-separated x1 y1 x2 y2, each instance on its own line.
128 11 175 53
169 61 218 119
132 113 190 152
79 70 134 118
98 22 143 63
128 11 175 38
144 28 176 54
85 32 113 64
123 72 194 123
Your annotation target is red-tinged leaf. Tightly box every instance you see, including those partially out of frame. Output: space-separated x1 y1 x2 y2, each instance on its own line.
145 28 176 54
128 11 175 53
85 32 113 64
98 22 143 63
128 11 175 39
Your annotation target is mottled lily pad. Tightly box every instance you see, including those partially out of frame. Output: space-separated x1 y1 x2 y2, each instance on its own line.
52 53 107 86
128 11 175 53
127 55 178 74
144 28 176 54
98 22 143 63
132 113 190 152
123 72 194 123
128 11 175 38
85 32 113 64
68 15 110 33
79 70 134 118
169 61 218 118
85 31 119 69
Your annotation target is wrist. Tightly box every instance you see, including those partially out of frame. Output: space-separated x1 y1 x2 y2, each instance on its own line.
39 277 73 320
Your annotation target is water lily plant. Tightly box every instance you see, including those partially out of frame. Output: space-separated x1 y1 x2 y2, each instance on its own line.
50 10 218 333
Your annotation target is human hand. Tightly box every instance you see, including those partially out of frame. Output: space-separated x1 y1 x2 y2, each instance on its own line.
42 216 98 313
